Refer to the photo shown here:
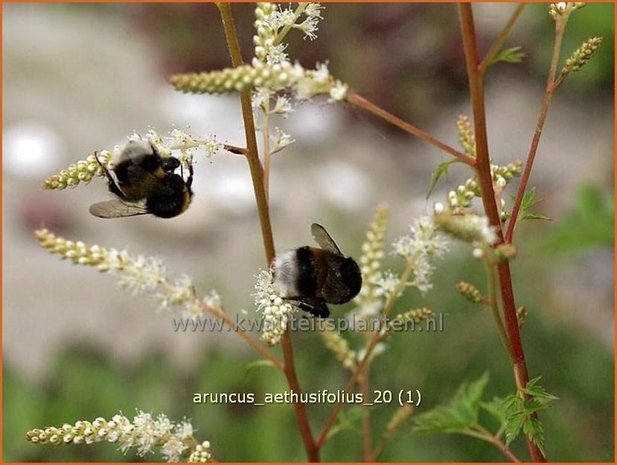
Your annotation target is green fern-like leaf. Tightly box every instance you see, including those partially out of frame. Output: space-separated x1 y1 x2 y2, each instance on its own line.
518 187 551 222
427 159 459 199
500 377 556 452
493 46 526 65
413 373 489 434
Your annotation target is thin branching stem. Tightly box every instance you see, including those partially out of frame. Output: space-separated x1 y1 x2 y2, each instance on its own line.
210 308 284 371
464 427 521 463
317 264 414 448
480 4 527 75
217 4 319 461
483 255 514 359
262 101 272 200
345 92 476 166
360 373 373 461
505 16 567 243
458 4 545 461
217 3 275 263
223 143 248 155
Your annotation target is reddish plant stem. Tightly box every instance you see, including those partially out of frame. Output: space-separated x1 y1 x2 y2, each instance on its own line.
345 92 476 166
505 18 566 243
458 4 545 462
217 4 319 462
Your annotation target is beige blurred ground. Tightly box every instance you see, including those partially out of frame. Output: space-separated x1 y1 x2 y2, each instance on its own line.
3 4 613 382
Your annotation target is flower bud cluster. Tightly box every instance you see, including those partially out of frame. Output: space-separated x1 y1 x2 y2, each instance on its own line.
35 229 219 319
563 37 603 73
384 404 414 438
26 411 207 463
43 129 214 192
320 324 357 371
170 61 347 102
43 151 111 190
434 212 497 246
456 281 482 303
446 162 521 213
390 308 434 327
354 205 389 317
456 114 476 158
549 2 585 20
188 441 213 463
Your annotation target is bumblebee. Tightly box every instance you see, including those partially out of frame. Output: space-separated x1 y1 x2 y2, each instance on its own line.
272 223 362 318
89 139 193 219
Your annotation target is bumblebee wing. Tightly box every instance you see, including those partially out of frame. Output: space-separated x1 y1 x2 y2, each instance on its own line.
295 298 330 318
89 199 148 218
311 223 342 255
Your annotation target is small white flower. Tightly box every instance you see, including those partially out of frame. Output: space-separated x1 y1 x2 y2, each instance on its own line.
202 134 223 157
296 17 320 40
270 127 295 154
161 435 186 463
374 270 401 299
304 3 324 19
392 216 449 295
254 269 296 345
265 43 289 65
329 81 348 102
272 95 293 115
313 62 331 83
556 2 568 11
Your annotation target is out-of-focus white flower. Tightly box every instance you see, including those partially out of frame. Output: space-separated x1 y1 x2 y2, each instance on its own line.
358 342 386 363
434 212 498 246
392 216 449 294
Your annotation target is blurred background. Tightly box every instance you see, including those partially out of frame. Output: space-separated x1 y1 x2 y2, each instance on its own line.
3 3 614 462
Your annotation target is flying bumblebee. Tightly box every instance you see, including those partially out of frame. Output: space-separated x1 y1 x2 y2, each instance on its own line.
272 223 362 318
89 139 193 219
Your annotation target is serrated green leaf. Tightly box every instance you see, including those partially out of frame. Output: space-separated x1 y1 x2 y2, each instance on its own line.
520 213 551 222
493 46 526 64
504 411 525 445
501 378 555 451
426 159 459 199
517 187 550 223
413 373 489 435
544 185 613 253
523 415 546 456
480 397 507 425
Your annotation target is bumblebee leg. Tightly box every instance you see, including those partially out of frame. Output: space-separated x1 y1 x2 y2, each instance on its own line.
94 152 125 199
186 161 194 189
288 298 330 318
